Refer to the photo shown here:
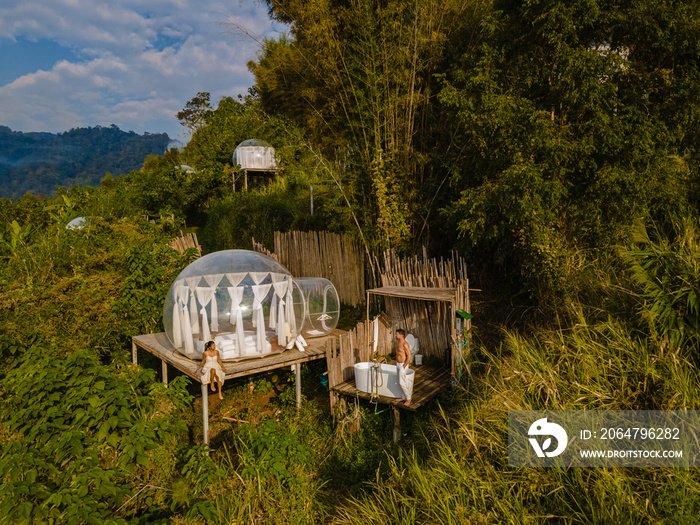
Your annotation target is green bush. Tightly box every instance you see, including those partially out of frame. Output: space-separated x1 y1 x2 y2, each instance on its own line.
0 349 190 524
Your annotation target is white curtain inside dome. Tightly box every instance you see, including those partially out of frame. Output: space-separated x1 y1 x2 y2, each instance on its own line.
169 270 299 357
173 300 182 348
181 301 194 355
271 280 289 346
196 287 215 343
172 283 187 348
203 274 224 331
227 286 245 355
285 277 296 337
251 283 271 352
200 306 211 342
249 272 269 285
225 272 246 287
186 277 201 334
269 273 286 329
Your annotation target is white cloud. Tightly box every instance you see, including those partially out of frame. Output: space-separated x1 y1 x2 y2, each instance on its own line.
0 0 284 139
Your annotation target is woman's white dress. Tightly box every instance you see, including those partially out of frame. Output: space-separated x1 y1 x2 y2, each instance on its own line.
201 354 225 384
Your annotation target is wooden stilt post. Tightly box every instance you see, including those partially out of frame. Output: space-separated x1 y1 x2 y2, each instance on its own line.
201 384 209 445
295 363 302 409
162 360 168 386
392 406 401 443
132 341 138 365
330 391 339 417
244 169 248 192
366 290 371 355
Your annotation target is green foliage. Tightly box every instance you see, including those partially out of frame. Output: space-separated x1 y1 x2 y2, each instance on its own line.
111 243 194 338
336 311 700 523
0 349 189 524
236 418 313 483
254 0 486 252
201 191 300 250
435 0 700 308
622 220 700 351
324 404 393 490
127 156 231 218
253 378 274 394
177 92 214 132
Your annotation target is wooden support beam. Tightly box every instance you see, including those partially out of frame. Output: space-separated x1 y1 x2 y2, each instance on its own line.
201 384 209 445
295 363 301 409
132 340 138 365
330 390 339 417
162 360 168 386
392 406 401 443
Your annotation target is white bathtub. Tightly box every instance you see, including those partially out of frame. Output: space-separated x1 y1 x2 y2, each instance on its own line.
354 362 415 399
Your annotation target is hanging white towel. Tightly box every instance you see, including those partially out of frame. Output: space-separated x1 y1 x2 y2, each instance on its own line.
373 317 379 354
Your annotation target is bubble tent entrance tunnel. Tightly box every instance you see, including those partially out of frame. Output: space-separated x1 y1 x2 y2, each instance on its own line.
162 250 340 361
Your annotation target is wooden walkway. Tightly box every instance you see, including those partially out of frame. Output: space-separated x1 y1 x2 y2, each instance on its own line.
330 365 451 412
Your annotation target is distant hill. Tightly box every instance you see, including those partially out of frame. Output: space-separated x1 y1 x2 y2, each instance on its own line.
0 125 171 199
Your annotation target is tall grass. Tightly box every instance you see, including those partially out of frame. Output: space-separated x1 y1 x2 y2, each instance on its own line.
333 309 700 523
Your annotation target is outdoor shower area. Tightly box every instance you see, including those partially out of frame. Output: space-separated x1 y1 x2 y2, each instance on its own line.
326 250 472 441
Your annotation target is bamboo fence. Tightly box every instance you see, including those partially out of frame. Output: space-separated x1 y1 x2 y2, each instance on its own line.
324 248 472 410
273 231 364 307
169 232 201 256
377 248 471 362
251 237 279 262
325 315 396 412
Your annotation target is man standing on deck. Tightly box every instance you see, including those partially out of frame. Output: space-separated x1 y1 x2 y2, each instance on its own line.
395 329 413 406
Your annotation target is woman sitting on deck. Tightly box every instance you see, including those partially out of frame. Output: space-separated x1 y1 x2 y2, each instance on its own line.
195 341 226 400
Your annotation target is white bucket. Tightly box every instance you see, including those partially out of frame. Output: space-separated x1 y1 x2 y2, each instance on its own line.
415 354 423 366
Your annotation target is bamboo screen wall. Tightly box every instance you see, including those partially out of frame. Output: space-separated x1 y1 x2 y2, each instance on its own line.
378 249 471 360
273 231 365 307
251 238 278 261
325 313 393 393
169 231 201 256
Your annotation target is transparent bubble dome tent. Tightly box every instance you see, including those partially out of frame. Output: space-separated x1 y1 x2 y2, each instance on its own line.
162 250 339 360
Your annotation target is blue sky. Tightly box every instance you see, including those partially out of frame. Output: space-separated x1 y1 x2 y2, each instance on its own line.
0 0 284 142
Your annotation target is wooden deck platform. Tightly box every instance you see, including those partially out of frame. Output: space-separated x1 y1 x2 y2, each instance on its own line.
330 365 451 412
131 331 339 445
131 332 332 382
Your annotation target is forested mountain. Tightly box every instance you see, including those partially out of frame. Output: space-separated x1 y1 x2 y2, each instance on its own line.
1 0 700 523
0 125 170 199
